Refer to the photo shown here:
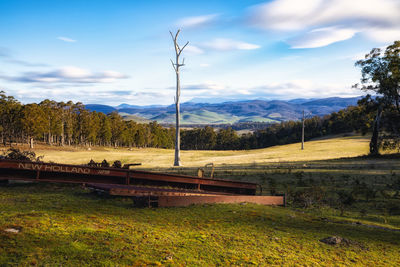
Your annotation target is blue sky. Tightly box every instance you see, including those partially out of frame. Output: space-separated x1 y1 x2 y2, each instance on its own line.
1 0 400 106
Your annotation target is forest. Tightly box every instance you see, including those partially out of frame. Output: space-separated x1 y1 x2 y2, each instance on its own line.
0 90 382 151
0 92 175 149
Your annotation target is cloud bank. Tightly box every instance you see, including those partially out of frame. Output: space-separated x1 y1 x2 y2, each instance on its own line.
248 0 400 48
0 66 128 84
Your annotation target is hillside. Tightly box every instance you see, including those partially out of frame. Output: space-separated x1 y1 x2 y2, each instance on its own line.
85 97 361 124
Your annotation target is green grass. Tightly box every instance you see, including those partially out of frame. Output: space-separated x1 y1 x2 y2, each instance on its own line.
1 183 399 266
1 135 400 265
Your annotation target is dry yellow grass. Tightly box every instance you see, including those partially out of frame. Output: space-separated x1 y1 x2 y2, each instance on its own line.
2 135 371 168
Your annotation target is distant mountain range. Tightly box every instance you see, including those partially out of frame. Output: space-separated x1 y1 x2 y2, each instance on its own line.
85 97 361 124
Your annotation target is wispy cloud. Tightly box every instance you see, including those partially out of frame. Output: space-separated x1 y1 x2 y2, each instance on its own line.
247 0 400 48
201 38 260 51
177 14 219 29
57 36 77 43
199 63 210 68
0 47 49 67
288 27 357 49
0 66 128 84
182 82 227 91
185 45 204 55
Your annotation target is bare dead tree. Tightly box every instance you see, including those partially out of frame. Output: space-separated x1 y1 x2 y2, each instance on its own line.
170 30 188 166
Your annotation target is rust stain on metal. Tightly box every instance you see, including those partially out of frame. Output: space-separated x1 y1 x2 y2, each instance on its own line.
0 159 285 207
158 195 285 207
0 159 257 194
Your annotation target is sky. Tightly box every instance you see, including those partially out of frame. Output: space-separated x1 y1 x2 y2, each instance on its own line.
1 0 400 106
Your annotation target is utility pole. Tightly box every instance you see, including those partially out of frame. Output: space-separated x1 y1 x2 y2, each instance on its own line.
301 110 305 150
170 30 188 166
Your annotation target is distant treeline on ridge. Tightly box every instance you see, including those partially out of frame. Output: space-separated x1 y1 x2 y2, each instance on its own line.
0 91 375 150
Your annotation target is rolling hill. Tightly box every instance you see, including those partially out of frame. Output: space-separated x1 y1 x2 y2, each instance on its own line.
85 97 361 124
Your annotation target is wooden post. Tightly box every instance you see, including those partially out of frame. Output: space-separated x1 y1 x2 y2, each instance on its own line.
301 110 305 150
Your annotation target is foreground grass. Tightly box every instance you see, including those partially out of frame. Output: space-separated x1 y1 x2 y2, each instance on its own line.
1 183 399 266
1 135 370 168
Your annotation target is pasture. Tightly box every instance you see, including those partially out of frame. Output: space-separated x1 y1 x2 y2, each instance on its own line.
2 134 370 167
1 134 400 265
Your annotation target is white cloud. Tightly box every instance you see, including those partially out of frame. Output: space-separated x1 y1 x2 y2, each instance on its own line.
177 14 219 28
0 47 49 67
176 80 361 101
185 45 204 55
202 38 260 51
0 66 128 84
249 80 360 99
248 0 400 47
182 82 227 91
249 0 324 31
363 27 400 43
289 27 357 48
57 36 77 43
184 39 260 54
199 63 210 67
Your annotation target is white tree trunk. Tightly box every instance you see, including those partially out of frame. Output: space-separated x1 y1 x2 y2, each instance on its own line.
174 71 181 166
170 30 188 167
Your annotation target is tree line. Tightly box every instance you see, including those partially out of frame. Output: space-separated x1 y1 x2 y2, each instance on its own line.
1 90 397 152
1 90 398 153
181 98 376 150
0 92 175 149
0 90 360 150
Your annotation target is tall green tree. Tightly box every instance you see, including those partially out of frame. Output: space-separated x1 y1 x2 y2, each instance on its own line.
0 91 22 145
21 103 48 148
355 41 400 154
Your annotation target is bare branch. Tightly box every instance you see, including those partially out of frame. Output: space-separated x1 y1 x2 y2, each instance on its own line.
170 31 180 54
181 41 189 52
170 59 177 72
178 41 189 57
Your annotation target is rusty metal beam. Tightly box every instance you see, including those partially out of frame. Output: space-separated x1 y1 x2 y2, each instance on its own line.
0 159 258 195
86 183 285 207
86 183 230 197
158 195 285 207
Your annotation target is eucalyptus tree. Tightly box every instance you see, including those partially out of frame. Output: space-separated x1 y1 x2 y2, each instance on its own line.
21 103 48 148
355 41 400 154
0 91 22 145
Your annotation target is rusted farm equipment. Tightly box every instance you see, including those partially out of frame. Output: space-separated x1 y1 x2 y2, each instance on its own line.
0 159 285 207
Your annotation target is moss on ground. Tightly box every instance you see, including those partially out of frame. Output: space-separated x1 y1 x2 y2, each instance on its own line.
1 183 399 266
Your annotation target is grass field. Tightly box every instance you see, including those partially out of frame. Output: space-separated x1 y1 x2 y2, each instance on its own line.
1 134 400 265
1 134 370 168
1 183 399 266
